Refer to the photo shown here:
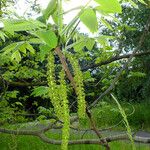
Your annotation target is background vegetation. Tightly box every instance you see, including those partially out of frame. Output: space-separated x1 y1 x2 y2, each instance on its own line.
0 0 150 150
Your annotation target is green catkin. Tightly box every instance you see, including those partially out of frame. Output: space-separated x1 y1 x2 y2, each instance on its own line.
111 94 136 150
66 54 86 118
59 70 70 150
47 51 62 119
47 51 85 149
47 52 70 150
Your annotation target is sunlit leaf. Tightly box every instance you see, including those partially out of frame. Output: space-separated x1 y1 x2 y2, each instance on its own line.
2 43 18 55
0 31 7 42
15 102 23 106
85 38 95 50
39 44 52 61
138 0 147 5
11 50 21 63
2 19 46 35
19 43 27 54
128 0 138 8
28 38 43 44
31 86 49 97
95 0 122 13
80 8 98 33
100 18 113 30
42 0 57 21
36 30 58 48
73 40 86 51
26 43 35 54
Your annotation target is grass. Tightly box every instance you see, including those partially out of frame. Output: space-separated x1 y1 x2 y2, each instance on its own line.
0 132 150 150
0 100 150 149
79 100 150 131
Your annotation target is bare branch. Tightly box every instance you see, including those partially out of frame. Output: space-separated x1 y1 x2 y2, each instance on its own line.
7 81 47 87
55 47 77 90
82 51 150 71
1 127 150 145
86 108 110 149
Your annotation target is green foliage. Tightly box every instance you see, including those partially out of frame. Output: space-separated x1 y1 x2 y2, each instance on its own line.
127 71 146 78
80 8 98 33
0 30 8 42
35 30 58 48
73 36 95 52
2 19 46 35
0 1 150 149
100 18 113 30
95 0 122 13
1 41 35 63
42 0 57 21
39 44 53 62
0 100 14 125
31 86 49 98
115 70 146 101
127 101 150 129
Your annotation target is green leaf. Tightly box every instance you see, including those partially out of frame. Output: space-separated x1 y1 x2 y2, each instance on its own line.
85 38 95 50
36 30 58 48
128 72 146 78
0 31 7 42
39 44 52 61
15 102 23 106
138 0 147 5
83 71 94 81
73 40 86 52
19 43 27 54
80 8 98 33
100 18 113 30
95 0 122 13
42 0 57 21
11 50 21 63
52 11 59 25
2 19 46 35
1 41 36 60
97 36 108 48
128 0 138 8
25 43 35 54
2 43 18 55
31 86 49 97
28 38 43 44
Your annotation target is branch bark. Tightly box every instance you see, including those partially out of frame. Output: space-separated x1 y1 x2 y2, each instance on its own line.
55 47 76 90
86 108 110 149
0 127 150 145
7 81 47 87
82 50 150 71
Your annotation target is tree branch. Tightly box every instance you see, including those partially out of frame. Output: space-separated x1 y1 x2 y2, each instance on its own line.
82 50 150 71
55 47 77 90
86 108 110 149
0 121 56 135
7 81 47 87
0 127 150 145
